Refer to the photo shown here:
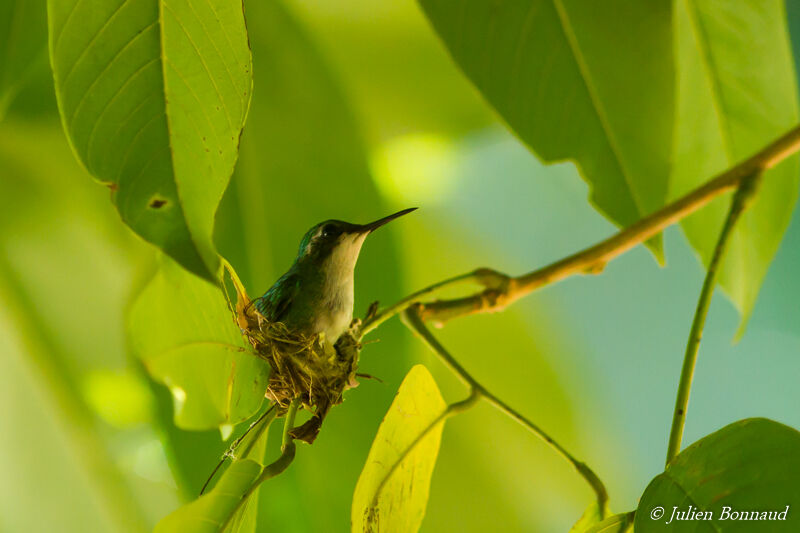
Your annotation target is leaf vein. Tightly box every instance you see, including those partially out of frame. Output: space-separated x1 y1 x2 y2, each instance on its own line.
551 0 646 217
85 55 160 167
163 57 225 175
681 0 735 162
60 0 132 87
162 2 236 134
66 19 159 129
114 110 164 185
52 0 85 55
187 0 246 114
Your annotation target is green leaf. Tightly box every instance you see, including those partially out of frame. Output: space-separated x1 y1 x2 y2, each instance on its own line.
0 0 47 118
351 365 446 533
585 512 634 533
418 0 674 255
635 418 800 532
47 0 253 281
128 255 269 430
156 458 259 533
671 0 799 332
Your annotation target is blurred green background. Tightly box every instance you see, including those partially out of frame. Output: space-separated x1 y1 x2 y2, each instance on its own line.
1 1 799 531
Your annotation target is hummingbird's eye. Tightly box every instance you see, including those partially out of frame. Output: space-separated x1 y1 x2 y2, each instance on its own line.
321 223 340 238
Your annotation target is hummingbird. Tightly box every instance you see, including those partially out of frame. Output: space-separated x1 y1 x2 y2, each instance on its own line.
255 208 416 346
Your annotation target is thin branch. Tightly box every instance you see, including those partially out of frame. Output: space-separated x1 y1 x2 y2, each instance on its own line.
402 306 609 515
237 405 277 458
361 270 504 336
360 125 800 329
220 399 301 531
665 173 761 465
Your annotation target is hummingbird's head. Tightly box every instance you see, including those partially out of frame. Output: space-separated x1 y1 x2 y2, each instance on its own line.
296 208 417 270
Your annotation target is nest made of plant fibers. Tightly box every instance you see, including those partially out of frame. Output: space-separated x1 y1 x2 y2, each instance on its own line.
237 299 362 444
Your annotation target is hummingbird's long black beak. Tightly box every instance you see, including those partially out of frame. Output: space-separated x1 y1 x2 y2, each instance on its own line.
359 207 417 233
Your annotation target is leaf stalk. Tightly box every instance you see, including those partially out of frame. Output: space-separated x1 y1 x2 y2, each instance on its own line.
665 173 762 465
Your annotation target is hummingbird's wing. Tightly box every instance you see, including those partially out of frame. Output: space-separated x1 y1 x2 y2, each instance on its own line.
256 272 299 323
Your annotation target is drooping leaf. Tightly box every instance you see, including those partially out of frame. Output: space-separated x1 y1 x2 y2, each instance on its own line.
128 255 269 430
671 0 799 332
0 0 47 118
129 2 408 527
418 0 674 255
635 418 800 532
47 0 253 280
351 365 446 533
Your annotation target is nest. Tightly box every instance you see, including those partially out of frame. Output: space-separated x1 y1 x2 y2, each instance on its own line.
235 292 362 444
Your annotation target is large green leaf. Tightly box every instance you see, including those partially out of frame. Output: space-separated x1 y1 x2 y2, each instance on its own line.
47 0 253 280
418 0 674 254
128 256 269 430
671 0 799 331
351 365 446 533
0 0 47 118
635 418 800 532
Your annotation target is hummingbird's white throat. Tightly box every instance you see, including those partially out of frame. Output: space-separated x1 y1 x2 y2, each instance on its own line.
314 232 368 344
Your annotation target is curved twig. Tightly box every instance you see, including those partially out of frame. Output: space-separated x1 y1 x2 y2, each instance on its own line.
402 306 609 515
